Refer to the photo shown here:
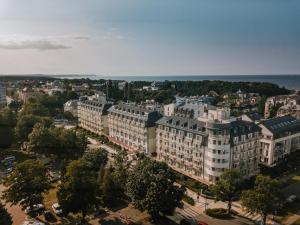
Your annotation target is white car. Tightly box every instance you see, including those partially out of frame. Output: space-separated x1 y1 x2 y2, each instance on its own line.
286 195 297 203
24 204 45 214
52 203 63 215
22 220 45 225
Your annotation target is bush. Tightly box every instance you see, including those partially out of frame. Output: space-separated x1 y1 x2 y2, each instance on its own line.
205 208 232 219
182 194 195 206
180 218 191 225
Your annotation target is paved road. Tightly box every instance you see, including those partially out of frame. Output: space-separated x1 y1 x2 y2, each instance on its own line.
173 204 254 225
0 184 26 225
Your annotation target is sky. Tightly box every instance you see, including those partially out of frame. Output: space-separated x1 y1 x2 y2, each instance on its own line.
0 0 299 76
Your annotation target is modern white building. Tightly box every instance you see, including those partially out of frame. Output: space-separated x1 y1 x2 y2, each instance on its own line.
259 115 300 166
156 112 261 184
0 82 7 106
163 98 215 119
107 103 161 154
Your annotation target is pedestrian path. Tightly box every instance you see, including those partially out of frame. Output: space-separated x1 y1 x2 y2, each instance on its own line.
185 187 266 223
176 205 201 221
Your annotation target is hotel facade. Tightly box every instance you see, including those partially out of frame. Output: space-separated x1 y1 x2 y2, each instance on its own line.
107 103 161 154
0 82 6 106
77 95 112 136
156 109 261 184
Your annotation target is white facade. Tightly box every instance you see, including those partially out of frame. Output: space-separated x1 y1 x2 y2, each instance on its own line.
259 115 300 166
64 100 78 118
156 115 261 184
78 98 111 135
107 103 161 154
0 82 7 105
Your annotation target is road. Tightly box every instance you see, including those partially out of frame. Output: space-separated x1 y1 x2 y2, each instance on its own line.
173 203 254 225
0 184 26 225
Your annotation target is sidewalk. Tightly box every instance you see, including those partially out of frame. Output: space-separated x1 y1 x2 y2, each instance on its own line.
185 187 279 225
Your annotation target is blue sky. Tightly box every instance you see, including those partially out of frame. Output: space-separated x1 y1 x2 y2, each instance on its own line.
0 0 299 75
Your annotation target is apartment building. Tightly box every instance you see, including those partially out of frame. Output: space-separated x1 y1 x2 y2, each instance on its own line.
107 103 161 154
64 100 78 118
0 82 7 106
259 115 300 166
78 95 112 135
156 110 261 184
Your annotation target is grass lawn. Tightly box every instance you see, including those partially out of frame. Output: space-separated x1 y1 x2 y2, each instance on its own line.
292 218 300 225
43 182 59 210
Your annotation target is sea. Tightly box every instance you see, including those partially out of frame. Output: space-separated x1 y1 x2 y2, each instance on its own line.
52 75 300 90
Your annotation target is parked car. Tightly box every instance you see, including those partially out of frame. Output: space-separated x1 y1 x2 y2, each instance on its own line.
52 203 63 215
6 167 13 173
44 210 52 220
286 195 297 203
21 220 45 225
25 204 45 214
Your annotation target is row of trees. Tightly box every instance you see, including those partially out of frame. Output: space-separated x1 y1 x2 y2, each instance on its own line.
0 203 12 225
213 170 283 225
27 123 88 160
0 108 16 147
0 91 79 149
2 149 184 222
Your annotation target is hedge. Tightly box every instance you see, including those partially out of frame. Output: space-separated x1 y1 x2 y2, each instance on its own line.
205 208 232 219
182 194 195 206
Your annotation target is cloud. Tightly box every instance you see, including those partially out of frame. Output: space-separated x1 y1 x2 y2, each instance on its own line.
73 36 90 40
100 28 133 41
0 39 71 50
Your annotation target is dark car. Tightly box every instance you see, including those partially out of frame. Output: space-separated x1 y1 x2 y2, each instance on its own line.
44 210 52 220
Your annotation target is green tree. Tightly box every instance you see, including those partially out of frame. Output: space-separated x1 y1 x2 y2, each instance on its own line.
27 126 87 160
0 108 16 147
21 97 50 117
15 114 52 143
257 96 267 116
82 148 108 171
0 203 12 225
113 149 129 192
127 158 184 219
212 170 242 214
3 160 50 209
57 160 97 220
100 168 119 207
269 103 284 118
241 175 283 225
27 123 55 154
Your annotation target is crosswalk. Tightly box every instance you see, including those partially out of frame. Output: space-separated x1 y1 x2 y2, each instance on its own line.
236 208 261 222
176 205 201 221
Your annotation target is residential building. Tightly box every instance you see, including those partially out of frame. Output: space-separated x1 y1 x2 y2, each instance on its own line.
241 112 263 123
64 100 78 118
163 97 215 119
107 103 161 154
259 115 300 166
264 95 294 118
0 82 6 105
156 111 261 184
77 94 112 135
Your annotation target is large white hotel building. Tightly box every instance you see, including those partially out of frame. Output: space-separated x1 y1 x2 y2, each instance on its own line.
156 109 261 183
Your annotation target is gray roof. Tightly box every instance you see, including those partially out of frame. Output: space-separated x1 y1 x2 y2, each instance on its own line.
156 116 207 134
108 103 161 126
260 115 300 135
230 120 261 137
79 99 112 115
245 112 263 121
